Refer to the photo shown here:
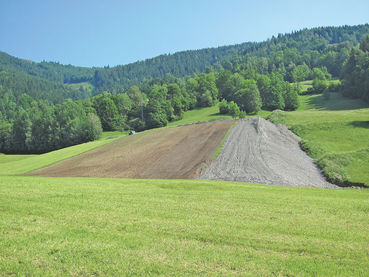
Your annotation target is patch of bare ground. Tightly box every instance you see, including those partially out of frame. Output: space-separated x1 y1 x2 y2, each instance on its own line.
28 121 234 179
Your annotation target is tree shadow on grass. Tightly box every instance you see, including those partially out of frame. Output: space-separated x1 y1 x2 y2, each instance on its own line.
307 93 369 111
349 121 369 129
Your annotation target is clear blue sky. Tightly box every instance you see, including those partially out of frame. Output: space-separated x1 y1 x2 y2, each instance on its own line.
1 0 368 67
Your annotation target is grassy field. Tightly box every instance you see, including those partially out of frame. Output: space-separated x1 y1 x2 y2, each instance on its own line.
168 105 271 127
0 176 368 276
66 82 95 95
298 79 340 93
0 135 122 176
0 154 37 164
0 93 368 275
269 92 369 186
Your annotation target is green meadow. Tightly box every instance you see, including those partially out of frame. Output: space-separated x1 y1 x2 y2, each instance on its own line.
0 92 368 275
0 135 122 176
168 105 271 127
1 176 368 276
269 92 369 186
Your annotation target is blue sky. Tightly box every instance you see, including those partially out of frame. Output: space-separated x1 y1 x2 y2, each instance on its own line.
1 0 368 67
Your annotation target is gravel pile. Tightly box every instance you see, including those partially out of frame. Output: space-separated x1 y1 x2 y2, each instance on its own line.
200 117 337 188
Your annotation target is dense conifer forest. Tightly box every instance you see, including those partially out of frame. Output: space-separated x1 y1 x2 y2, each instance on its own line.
0 24 368 153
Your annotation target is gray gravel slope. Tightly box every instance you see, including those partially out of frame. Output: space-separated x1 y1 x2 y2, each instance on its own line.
200 118 337 188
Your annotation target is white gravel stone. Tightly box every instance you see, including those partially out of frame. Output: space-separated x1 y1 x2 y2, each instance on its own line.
200 117 338 188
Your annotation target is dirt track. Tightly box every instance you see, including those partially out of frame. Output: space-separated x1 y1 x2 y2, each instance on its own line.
200 118 337 188
28 121 234 179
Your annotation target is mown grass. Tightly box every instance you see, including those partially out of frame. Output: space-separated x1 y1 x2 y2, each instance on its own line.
0 154 37 164
297 79 340 93
0 176 368 276
168 105 271 127
0 135 122 176
269 93 369 186
168 106 233 126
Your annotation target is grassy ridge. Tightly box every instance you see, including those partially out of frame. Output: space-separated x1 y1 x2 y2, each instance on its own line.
0 176 368 276
269 93 369 186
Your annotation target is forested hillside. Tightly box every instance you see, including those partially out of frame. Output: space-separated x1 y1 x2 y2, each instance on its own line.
0 51 94 84
1 24 369 153
0 70 89 104
92 24 369 93
1 24 368 95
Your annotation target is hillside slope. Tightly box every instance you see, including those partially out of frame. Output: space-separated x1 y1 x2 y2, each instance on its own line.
269 93 369 187
1 24 368 97
28 121 234 179
200 118 335 188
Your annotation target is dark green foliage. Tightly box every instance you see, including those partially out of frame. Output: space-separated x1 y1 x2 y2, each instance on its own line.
218 100 240 118
0 70 88 104
341 37 369 102
92 93 122 131
359 35 369 52
1 24 369 153
227 101 241 118
91 24 369 92
290 64 311 82
0 51 94 84
83 113 103 141
283 84 300 110
312 78 328 94
0 96 103 154
234 80 261 114
218 99 229 114
259 73 285 110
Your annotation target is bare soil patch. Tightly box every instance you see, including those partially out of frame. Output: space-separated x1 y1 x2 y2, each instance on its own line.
200 118 337 188
28 121 234 179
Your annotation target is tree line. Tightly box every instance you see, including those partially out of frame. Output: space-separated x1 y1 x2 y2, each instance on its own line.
0 96 102 154
0 68 300 153
1 24 368 99
1 25 369 153
341 36 369 102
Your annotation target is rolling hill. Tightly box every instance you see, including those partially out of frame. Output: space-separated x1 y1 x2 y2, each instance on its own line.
1 24 369 100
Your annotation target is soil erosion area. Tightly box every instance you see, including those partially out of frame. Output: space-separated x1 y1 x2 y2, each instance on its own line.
200 118 337 188
28 121 234 179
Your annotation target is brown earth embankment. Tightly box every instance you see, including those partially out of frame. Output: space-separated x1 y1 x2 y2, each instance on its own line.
28 121 234 179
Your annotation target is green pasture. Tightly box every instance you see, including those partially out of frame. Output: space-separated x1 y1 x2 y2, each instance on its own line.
66 82 95 95
0 154 37 164
168 105 270 127
269 93 369 186
0 176 368 276
297 79 340 93
0 135 122 176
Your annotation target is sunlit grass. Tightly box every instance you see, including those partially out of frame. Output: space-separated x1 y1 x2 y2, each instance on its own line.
269 93 369 186
0 136 122 176
168 105 270 127
0 176 368 276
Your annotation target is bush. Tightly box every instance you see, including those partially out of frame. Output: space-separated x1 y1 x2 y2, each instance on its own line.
218 100 241 118
312 78 328 94
218 99 228 114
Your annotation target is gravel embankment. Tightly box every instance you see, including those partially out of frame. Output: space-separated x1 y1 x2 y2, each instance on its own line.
200 118 337 188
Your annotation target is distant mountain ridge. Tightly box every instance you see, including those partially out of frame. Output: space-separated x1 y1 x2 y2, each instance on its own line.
1 23 368 101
